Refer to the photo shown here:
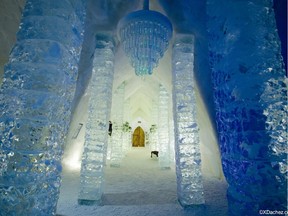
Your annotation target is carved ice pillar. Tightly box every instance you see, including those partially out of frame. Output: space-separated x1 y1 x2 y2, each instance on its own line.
122 99 131 154
110 82 125 167
150 102 159 151
207 0 287 214
78 32 115 205
149 101 159 151
158 85 170 169
169 96 175 163
172 34 205 207
169 118 175 163
0 0 86 215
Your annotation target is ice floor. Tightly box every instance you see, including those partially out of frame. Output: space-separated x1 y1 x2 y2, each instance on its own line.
57 147 228 216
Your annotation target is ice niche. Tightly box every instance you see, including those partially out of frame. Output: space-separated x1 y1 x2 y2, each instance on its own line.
207 0 287 215
0 0 86 215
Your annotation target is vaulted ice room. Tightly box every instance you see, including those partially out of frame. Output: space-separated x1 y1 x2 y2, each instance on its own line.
0 0 287 216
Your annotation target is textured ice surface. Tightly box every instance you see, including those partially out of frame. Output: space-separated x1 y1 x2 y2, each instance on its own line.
78 33 115 204
158 85 171 169
122 100 132 154
207 0 287 214
118 10 172 76
149 103 159 151
172 34 205 206
0 0 86 215
110 82 125 167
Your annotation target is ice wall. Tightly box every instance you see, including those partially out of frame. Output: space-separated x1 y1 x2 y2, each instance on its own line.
0 0 86 214
207 0 287 214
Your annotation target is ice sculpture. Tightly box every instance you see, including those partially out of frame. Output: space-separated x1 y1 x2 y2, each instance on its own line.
158 85 170 169
172 34 205 207
78 33 115 205
0 0 86 215
207 0 287 214
117 0 173 76
110 82 125 167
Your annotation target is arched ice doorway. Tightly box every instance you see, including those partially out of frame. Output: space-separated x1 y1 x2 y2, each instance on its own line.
132 126 145 147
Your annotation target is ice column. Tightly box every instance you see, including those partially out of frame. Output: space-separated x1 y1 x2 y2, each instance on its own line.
158 85 170 169
207 0 287 214
122 100 131 154
150 102 159 151
78 33 115 205
169 97 175 163
172 34 205 206
169 118 175 163
0 0 86 215
110 82 125 167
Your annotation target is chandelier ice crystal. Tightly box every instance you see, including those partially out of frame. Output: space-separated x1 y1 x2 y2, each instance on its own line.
117 0 173 76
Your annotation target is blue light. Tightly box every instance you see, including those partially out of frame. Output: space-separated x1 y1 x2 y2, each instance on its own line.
117 9 173 76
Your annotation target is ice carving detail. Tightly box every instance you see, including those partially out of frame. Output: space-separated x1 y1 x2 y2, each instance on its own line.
207 0 287 214
0 0 86 215
78 33 115 205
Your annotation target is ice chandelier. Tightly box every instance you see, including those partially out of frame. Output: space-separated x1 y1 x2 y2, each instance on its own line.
117 0 173 76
